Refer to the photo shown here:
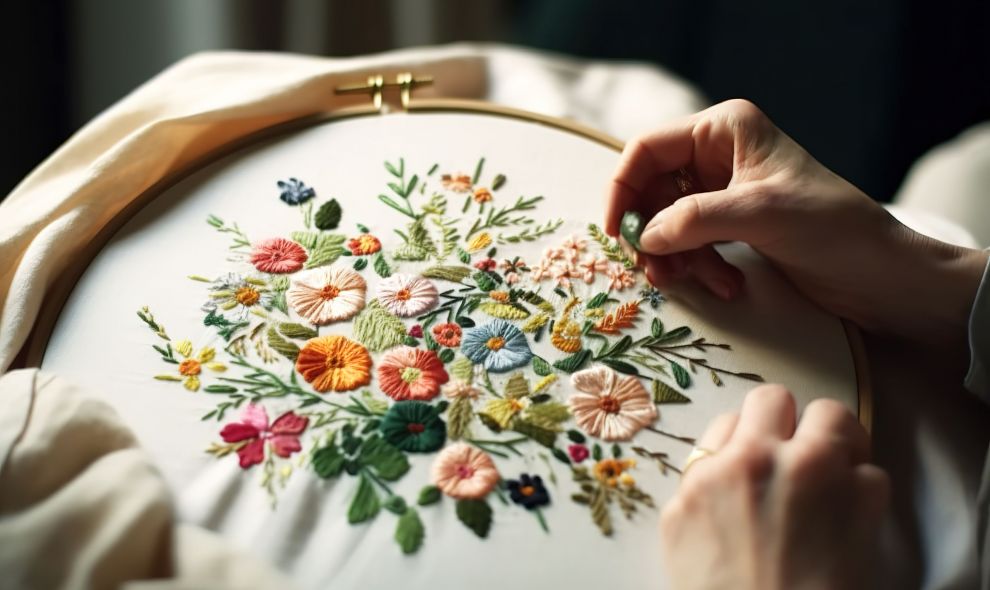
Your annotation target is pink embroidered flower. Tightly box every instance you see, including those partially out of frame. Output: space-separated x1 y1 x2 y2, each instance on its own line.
250 238 308 274
573 254 608 283
219 404 309 468
474 258 497 271
287 266 366 324
529 258 555 282
542 246 565 261
561 234 587 262
606 262 636 291
568 443 590 463
377 346 449 401
408 324 424 338
376 273 439 318
442 380 480 400
441 173 473 192
568 365 658 441
431 443 500 499
549 263 572 288
505 271 520 285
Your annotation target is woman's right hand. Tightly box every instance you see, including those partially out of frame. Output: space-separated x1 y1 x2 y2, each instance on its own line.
606 99 988 350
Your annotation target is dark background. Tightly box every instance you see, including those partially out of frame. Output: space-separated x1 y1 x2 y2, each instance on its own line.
4 0 988 202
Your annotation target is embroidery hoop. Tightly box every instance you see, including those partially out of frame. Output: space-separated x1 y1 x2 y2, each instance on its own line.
21 92 871 431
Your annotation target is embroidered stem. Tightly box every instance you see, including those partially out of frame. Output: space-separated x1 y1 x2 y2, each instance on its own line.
643 426 696 445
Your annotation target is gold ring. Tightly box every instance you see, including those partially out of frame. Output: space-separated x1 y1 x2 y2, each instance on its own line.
674 168 694 195
682 446 716 475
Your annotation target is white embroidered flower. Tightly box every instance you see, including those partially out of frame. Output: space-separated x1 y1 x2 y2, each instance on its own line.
202 273 273 321
376 273 439 318
287 266 367 325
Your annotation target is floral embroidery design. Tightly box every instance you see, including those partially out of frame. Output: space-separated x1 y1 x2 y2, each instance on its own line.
138 158 764 555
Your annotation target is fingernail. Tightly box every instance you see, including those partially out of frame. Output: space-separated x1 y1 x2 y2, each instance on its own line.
639 226 668 253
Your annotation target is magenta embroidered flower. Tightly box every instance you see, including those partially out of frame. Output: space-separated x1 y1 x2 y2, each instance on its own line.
376 273 439 318
250 237 308 274
568 443 590 463
219 404 309 468
408 324 424 338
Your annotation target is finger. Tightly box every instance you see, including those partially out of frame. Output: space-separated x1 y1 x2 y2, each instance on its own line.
852 463 890 526
683 246 745 301
697 412 739 451
732 384 797 442
642 253 687 288
606 119 697 235
794 398 871 465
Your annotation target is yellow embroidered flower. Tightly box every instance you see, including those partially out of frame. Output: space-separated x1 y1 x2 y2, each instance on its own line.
489 290 510 303
466 232 492 253
551 298 583 353
156 339 226 391
593 457 637 488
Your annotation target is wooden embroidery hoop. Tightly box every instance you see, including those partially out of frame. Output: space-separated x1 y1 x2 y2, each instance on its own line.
21 73 872 431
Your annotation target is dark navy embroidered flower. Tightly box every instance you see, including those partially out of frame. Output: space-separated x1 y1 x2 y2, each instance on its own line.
640 285 665 309
506 473 550 509
277 178 316 205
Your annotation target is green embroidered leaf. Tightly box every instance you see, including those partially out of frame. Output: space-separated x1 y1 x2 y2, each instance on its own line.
513 419 557 447
566 429 586 443
438 348 455 363
653 380 692 404
279 322 317 340
420 265 473 283
491 173 506 191
590 485 613 536
553 349 591 373
358 435 410 481
353 300 407 351
202 384 237 393
449 356 474 381
531 356 552 376
417 485 442 506
314 199 342 230
620 211 644 251
348 473 381 524
524 402 570 431
517 290 555 313
653 326 692 344
373 252 392 278
481 400 518 429
612 443 622 458
479 301 530 320
455 498 492 538
447 396 473 440
651 317 664 338
395 508 425 554
271 291 288 314
477 412 503 433
383 495 408 515
353 257 368 271
504 373 530 399
600 358 639 376
290 231 346 269
473 271 498 292
592 443 603 461
267 327 299 361
585 292 608 309
457 248 471 264
392 242 430 261
551 447 571 465
670 361 692 388
455 316 476 328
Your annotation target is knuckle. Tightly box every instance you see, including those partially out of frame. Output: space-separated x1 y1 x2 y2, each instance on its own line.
720 98 769 128
666 194 703 237
746 383 793 405
805 398 857 430
785 436 841 481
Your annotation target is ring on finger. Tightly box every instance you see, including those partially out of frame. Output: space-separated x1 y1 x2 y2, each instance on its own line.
682 446 716 476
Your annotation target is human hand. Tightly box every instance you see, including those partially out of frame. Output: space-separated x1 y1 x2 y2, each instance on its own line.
607 99 989 348
659 385 889 590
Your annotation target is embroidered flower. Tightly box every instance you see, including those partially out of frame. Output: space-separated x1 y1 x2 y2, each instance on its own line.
593 457 637 488
376 273 439 318
347 234 382 256
219 403 309 468
489 290 510 303
506 473 550 509
606 262 636 291
377 346 449 401
408 324 424 338
568 443 590 463
466 232 493 253
461 319 533 373
203 273 273 321
287 266 366 325
473 187 493 203
529 258 555 282
250 237 308 274
573 254 609 283
158 339 226 391
640 285 665 308
474 258 497 271
569 366 658 441
431 322 462 347
441 173 472 192
442 380 481 400
549 263 572 288
505 272 520 285
295 335 372 393
380 401 447 452
431 442 499 499
561 234 587 261
277 177 316 205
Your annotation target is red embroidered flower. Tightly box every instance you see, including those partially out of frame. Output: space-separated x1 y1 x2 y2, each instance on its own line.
568 443 590 463
219 403 309 468
348 234 382 256
474 258 497 271
377 346 449 401
250 238 308 273
432 322 462 347
408 324 424 338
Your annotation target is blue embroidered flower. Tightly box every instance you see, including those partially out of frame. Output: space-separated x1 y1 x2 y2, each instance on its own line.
277 178 316 205
639 285 665 309
506 473 550 509
460 319 533 372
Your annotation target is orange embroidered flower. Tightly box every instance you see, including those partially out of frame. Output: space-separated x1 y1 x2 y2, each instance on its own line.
287 266 366 325
593 457 637 488
441 173 472 192
377 346 449 401
347 234 382 256
473 187 493 203
431 443 500 499
431 322 462 347
489 290 510 303
295 335 372 393
250 237 308 274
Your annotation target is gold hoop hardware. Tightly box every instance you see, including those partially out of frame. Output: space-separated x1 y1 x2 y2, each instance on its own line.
334 72 434 112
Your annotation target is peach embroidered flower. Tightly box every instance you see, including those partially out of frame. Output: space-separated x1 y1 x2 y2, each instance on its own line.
561 234 587 261
431 322 462 347
376 273 438 318
431 443 500 499
295 335 372 393
347 234 382 256
250 237 308 274
441 173 472 192
377 346 449 401
573 254 609 283
568 365 657 441
605 262 636 291
442 380 480 400
287 266 366 325
473 187 493 203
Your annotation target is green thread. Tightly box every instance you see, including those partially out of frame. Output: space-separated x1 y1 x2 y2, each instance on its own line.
266 327 300 361
525 402 570 431
447 396 473 440
456 498 493 538
491 173 506 191
279 322 317 340
585 292 608 309
479 301 529 320
553 349 591 373
353 300 407 351
653 380 691 404
417 485 442 506
517 291 555 314
420 265 473 283
373 252 392 278
531 355 552 376
472 157 485 185
512 419 557 447
449 356 474 381
521 313 550 333
473 271 498 292
395 508 425 554
291 231 346 268
670 361 692 388
588 223 634 269
497 218 563 244
314 199 342 230
348 473 381 524
504 373 530 399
